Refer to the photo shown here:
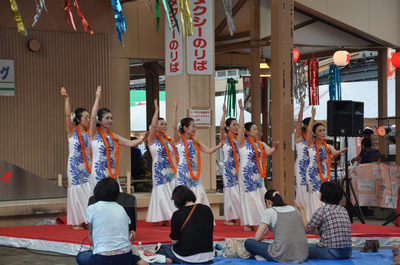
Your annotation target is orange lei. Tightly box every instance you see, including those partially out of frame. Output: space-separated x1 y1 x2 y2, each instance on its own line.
226 133 239 174
97 127 119 179
314 139 331 182
246 137 267 178
75 125 92 173
301 132 307 141
181 134 201 180
156 133 178 173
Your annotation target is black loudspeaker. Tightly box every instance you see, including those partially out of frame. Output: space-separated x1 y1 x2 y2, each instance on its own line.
327 100 364 137
89 192 137 231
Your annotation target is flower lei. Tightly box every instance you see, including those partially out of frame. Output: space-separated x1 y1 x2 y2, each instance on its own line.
314 139 331 182
301 132 307 141
97 127 119 179
156 133 178 173
181 134 201 180
226 133 239 174
246 137 267 178
75 125 91 173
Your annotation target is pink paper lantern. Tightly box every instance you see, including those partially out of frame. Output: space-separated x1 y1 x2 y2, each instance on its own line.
333 50 350 66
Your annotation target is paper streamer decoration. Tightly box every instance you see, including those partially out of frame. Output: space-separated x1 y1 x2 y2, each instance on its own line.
8 0 27 36
64 0 77 31
308 58 319 105
328 64 342 100
32 0 47 27
162 0 179 32
293 61 308 104
223 0 236 36
224 78 238 118
111 0 127 46
178 0 193 36
73 0 94 34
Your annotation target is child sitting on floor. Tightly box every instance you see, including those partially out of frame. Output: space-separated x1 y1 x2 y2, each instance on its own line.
295 181 352 260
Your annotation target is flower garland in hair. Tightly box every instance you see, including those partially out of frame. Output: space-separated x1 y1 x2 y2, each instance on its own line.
246 137 266 178
226 133 239 174
156 133 178 173
314 139 331 182
97 127 119 179
181 134 201 180
75 125 91 173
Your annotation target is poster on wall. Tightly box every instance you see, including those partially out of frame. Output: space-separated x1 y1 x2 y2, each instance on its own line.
0 59 15 96
187 0 213 75
165 1 183 76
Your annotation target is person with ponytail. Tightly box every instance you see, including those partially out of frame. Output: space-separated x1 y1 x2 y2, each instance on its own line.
219 103 241 225
244 189 308 263
237 99 279 231
88 86 149 195
146 99 177 226
304 106 347 220
172 98 225 206
294 96 312 214
61 87 92 230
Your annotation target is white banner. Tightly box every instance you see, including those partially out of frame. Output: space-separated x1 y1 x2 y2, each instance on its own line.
165 1 183 76
187 0 213 75
0 59 15 96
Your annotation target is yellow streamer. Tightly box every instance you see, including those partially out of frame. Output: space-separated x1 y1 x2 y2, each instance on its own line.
183 0 193 36
178 0 185 37
8 0 27 36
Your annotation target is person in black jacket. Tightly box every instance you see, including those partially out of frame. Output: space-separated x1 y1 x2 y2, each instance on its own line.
157 185 214 264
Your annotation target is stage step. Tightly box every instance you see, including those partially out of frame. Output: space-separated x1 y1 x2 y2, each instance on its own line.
0 192 224 227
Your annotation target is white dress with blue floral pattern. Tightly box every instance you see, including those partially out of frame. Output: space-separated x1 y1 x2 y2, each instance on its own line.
222 138 241 221
146 136 177 222
89 132 122 195
238 140 267 226
175 137 210 207
67 130 91 226
294 135 309 213
304 142 326 220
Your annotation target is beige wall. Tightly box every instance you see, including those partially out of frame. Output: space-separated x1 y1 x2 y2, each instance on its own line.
296 0 400 47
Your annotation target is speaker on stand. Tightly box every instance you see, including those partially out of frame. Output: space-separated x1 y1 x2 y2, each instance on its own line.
327 100 365 224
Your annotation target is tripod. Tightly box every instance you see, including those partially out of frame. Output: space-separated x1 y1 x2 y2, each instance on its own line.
336 136 366 224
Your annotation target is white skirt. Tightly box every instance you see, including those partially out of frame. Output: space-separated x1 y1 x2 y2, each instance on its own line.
146 183 176 223
240 187 266 226
67 182 90 226
223 185 241 221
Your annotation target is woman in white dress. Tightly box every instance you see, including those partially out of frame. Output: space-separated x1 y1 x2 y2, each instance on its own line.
304 106 347 220
294 97 311 213
237 99 279 231
219 103 241 225
61 87 91 230
172 98 225 206
146 99 177 226
88 86 149 194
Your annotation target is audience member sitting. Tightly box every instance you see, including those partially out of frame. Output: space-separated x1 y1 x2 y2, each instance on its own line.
389 136 396 155
244 189 308 263
76 177 148 265
295 182 352 260
156 185 214 264
351 138 378 164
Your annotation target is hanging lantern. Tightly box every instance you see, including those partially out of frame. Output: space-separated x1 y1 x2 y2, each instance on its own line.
392 52 400 68
333 50 350 66
293 48 300 62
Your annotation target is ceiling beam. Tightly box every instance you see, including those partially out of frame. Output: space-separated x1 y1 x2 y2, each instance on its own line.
215 40 269 53
216 31 250 43
215 53 251 67
215 0 248 38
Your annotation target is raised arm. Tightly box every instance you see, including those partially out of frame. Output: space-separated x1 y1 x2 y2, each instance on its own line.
306 106 316 149
115 131 150 147
172 98 180 145
89 86 102 141
147 99 159 146
294 200 313 234
219 103 227 143
295 97 305 143
197 139 225 154
237 99 245 148
60 87 74 138
263 140 280 156
328 145 347 157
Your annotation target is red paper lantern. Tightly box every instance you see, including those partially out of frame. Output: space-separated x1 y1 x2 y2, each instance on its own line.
392 52 400 68
294 48 300 62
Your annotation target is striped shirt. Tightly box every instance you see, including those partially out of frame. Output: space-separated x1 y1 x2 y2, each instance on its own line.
307 204 352 248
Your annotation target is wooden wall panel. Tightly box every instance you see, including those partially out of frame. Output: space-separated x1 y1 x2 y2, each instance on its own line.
0 28 111 181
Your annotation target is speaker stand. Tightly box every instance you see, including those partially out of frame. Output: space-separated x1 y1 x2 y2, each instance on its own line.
339 137 366 224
